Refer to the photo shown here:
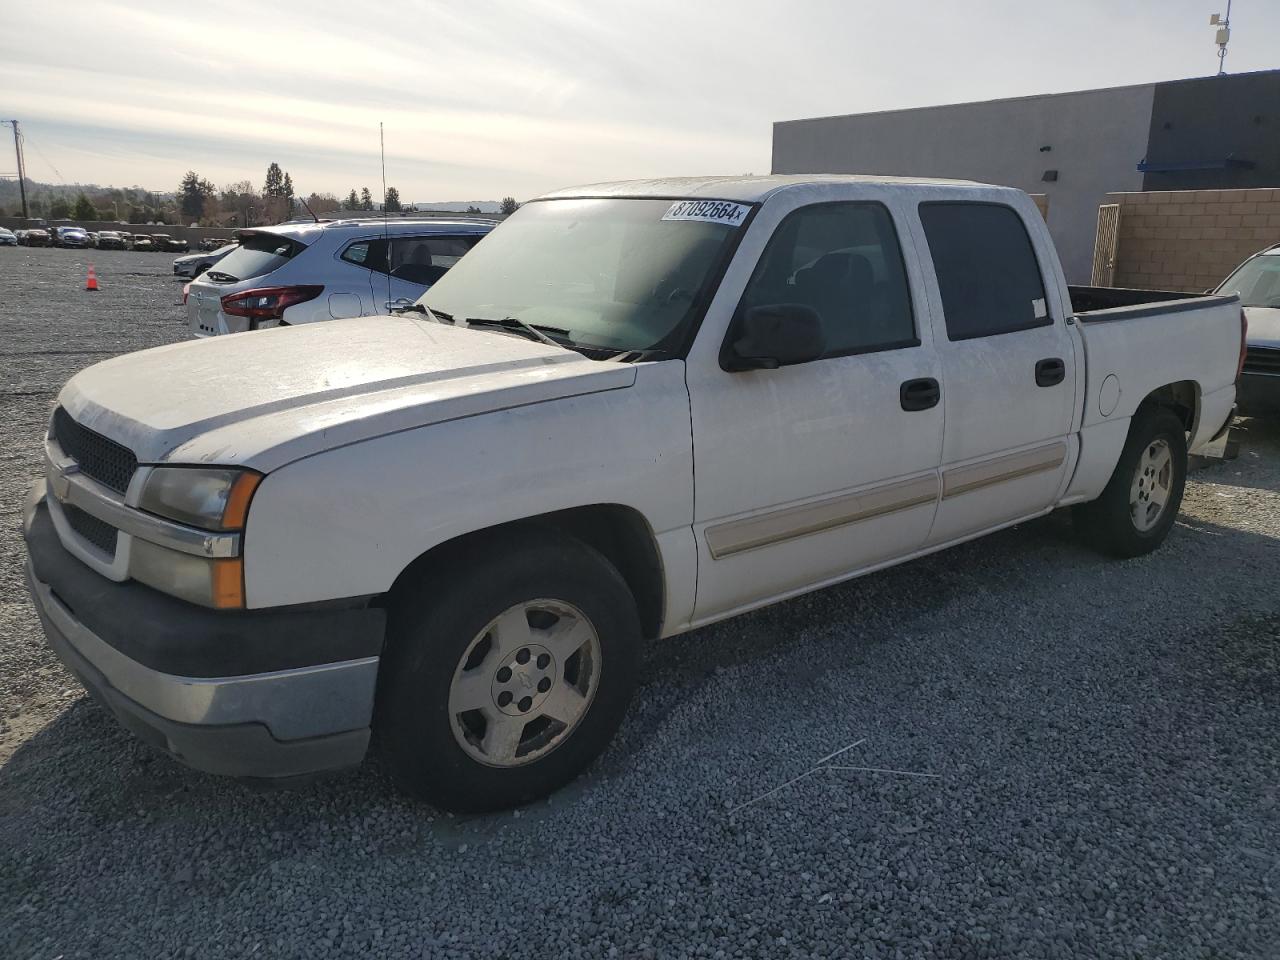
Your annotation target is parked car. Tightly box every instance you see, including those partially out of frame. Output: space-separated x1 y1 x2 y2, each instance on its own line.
199 237 228 252
185 217 493 336
0 227 16 246
53 226 91 248
22 228 50 247
173 242 237 279
22 176 1242 812
95 230 128 250
1216 243 1280 416
153 234 189 253
87 232 100 247
131 234 155 251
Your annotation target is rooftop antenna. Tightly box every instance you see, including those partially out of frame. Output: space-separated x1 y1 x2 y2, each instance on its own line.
298 194 320 223
1209 2 1232 76
380 121 391 307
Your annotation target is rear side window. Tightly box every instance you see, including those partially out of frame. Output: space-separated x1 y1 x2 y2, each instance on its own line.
738 202 916 358
919 203 1049 340
344 235 482 286
209 232 305 282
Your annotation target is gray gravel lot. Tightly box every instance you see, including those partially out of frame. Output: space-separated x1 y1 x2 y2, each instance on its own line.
2 247 1279 959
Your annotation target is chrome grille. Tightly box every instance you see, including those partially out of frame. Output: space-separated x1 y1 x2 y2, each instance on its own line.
52 407 138 495
63 504 118 558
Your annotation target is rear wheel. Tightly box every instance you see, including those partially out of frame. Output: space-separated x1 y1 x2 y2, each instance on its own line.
376 527 640 812
1076 406 1187 557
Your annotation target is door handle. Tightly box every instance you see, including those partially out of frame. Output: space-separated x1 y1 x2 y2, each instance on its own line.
900 377 940 412
1035 358 1066 387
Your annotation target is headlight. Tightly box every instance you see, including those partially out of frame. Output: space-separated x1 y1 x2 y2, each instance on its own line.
138 467 261 531
131 467 262 609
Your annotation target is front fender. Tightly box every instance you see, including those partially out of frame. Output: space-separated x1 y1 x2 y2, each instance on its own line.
241 362 694 609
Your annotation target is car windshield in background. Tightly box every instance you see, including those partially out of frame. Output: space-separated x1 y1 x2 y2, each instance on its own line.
1219 252 1280 309
419 197 749 356
207 233 305 282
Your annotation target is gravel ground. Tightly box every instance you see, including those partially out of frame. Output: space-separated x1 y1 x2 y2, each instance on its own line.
2 247 1279 959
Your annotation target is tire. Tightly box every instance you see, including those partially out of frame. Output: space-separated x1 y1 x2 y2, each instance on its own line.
1075 406 1188 558
376 526 641 813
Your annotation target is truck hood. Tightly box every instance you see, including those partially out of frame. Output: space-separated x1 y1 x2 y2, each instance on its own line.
60 315 636 471
1244 306 1280 349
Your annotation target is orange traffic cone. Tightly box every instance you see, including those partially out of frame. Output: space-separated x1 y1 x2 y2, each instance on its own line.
85 264 99 292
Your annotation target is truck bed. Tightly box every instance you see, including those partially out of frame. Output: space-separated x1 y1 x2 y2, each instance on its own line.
1068 285 1238 321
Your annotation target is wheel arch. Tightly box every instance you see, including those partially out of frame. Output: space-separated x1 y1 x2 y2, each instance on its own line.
385 503 666 641
1136 379 1200 436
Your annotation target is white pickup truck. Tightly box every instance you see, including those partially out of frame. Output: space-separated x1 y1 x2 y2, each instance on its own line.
23 176 1244 812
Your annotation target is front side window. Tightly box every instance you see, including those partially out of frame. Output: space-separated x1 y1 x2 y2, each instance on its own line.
420 198 747 356
737 202 916 358
919 202 1049 340
1217 252 1280 308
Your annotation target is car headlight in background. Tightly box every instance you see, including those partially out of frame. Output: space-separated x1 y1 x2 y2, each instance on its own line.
132 467 262 609
139 467 261 530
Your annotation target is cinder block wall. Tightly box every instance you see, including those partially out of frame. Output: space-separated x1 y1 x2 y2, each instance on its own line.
1105 188 1280 292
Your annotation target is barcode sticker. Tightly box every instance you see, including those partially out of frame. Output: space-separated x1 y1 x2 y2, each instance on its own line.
661 200 751 226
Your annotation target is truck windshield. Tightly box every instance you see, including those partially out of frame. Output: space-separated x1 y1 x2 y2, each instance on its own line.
1218 252 1280 309
418 197 749 356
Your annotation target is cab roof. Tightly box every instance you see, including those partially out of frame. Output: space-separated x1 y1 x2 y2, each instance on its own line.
536 174 1010 204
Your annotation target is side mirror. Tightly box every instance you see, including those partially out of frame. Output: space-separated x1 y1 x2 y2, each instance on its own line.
724 304 826 371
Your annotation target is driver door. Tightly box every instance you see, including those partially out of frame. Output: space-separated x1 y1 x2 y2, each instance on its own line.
686 198 945 621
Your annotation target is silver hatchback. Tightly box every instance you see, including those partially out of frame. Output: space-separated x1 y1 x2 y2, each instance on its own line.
185 218 495 337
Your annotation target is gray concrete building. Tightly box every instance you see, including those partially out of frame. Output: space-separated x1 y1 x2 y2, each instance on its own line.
772 70 1280 283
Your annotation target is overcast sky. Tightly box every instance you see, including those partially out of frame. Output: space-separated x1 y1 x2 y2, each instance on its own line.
2 0 1276 201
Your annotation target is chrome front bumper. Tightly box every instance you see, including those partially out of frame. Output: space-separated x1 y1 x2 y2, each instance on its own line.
23 481 382 780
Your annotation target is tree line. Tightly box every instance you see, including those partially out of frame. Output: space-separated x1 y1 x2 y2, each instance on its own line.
2 168 521 224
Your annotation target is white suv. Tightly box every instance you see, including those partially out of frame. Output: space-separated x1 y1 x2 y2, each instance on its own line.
186 218 495 337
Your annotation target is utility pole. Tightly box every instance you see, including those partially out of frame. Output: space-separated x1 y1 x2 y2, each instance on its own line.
3 120 29 218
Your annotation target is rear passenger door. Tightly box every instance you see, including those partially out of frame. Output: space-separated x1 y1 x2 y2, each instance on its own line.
913 200 1078 545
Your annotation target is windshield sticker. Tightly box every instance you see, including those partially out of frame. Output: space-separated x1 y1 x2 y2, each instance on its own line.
662 200 751 226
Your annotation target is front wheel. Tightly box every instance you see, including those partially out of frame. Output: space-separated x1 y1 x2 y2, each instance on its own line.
376 527 640 813
1076 406 1188 557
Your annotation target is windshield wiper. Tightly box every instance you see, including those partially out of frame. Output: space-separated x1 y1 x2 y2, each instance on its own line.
390 301 452 325
465 316 571 348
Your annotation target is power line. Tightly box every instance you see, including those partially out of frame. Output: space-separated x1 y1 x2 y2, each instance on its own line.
24 131 66 184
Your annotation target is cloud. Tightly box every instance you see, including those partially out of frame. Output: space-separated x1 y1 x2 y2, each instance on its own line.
2 0 1276 199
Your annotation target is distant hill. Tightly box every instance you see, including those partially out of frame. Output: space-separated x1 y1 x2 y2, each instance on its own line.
409 201 502 213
